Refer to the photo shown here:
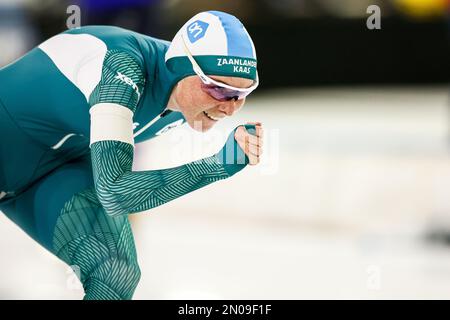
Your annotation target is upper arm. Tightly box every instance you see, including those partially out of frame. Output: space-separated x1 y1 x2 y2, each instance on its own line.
88 50 146 147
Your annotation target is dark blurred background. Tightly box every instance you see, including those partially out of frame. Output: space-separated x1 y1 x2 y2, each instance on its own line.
1 0 449 89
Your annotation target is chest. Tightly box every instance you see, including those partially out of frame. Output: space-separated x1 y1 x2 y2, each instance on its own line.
133 109 185 143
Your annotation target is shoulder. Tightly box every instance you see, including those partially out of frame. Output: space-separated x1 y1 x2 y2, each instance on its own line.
62 26 147 67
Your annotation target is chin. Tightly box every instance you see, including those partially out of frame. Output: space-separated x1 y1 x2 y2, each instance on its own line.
187 118 216 132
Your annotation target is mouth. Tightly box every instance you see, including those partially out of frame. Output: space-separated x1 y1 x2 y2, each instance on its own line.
203 110 221 122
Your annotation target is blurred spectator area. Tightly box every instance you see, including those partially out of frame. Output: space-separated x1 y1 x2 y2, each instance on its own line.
0 0 449 88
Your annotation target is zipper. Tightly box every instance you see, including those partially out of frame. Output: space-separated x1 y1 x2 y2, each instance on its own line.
133 109 173 138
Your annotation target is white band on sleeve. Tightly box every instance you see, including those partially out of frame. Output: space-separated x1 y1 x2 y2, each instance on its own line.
89 103 134 147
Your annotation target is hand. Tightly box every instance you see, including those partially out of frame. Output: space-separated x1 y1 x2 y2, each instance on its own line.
234 122 264 166
215 122 264 176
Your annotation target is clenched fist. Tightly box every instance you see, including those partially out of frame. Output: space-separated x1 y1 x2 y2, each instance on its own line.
215 122 264 176
234 122 263 166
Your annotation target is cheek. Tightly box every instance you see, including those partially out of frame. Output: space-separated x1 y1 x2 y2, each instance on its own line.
178 86 217 119
179 91 198 114
193 91 216 111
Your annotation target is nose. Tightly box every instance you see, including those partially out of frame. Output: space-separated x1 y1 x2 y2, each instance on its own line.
218 99 239 116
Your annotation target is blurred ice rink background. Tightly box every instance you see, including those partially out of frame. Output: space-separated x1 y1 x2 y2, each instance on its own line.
2 87 450 299
0 0 449 299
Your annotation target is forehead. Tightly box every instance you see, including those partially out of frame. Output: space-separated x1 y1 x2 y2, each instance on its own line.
210 75 254 89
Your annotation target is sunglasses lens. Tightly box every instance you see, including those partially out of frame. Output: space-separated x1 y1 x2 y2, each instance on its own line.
201 83 249 102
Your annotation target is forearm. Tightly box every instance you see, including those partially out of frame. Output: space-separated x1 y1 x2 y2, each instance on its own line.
91 140 233 216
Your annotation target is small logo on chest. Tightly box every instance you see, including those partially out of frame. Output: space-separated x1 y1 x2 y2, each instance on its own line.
155 119 184 136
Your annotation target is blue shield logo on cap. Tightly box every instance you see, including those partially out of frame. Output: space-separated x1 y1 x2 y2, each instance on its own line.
187 20 209 43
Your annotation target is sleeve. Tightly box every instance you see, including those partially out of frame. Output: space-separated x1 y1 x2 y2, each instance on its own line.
89 49 145 147
89 51 243 217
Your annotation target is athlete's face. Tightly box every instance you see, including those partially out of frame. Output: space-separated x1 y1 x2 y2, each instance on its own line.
168 75 254 132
